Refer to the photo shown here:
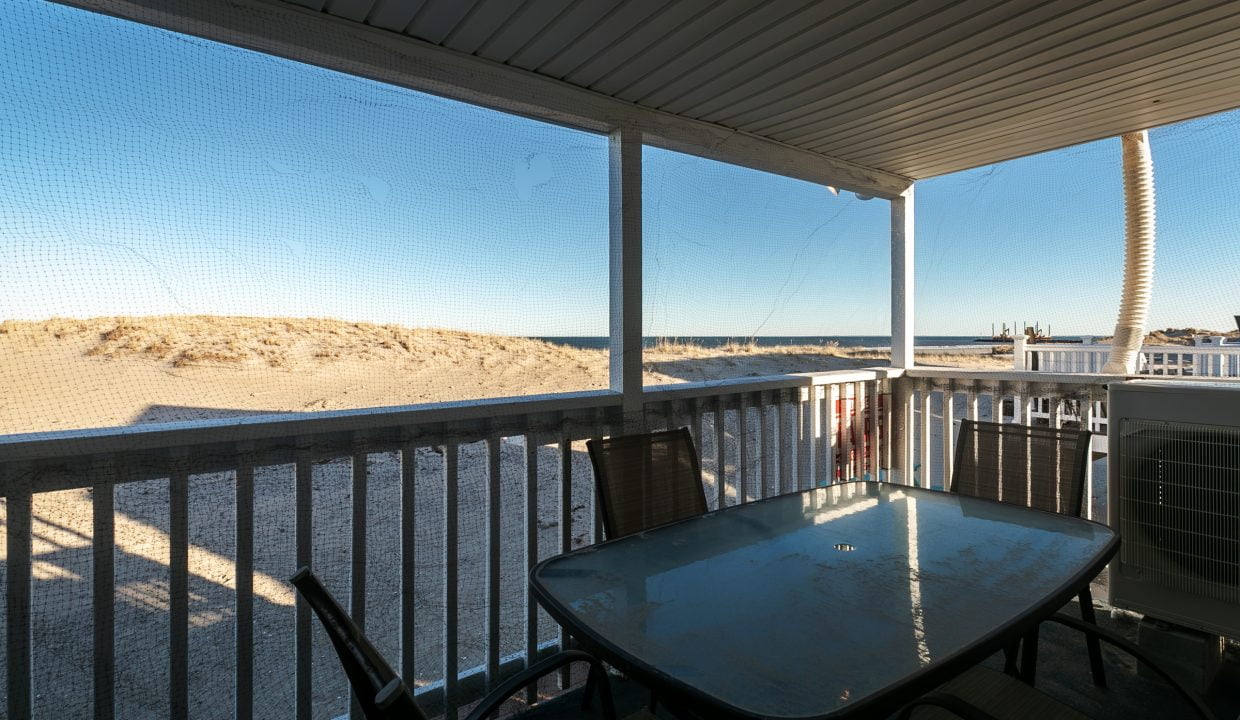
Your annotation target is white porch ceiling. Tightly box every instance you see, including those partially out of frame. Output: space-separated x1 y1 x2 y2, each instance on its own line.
58 0 1240 190
287 0 1240 179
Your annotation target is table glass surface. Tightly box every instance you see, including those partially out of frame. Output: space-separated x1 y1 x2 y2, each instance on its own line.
531 482 1115 719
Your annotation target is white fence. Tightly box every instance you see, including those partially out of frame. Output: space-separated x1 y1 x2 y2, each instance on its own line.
0 369 891 720
1020 341 1240 377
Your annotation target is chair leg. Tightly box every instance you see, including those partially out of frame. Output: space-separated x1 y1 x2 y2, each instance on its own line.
1078 586 1107 688
1019 626 1039 685
581 660 617 720
1002 638 1021 676
582 668 596 708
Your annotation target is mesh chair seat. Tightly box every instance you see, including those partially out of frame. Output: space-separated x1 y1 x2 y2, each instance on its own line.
587 427 708 540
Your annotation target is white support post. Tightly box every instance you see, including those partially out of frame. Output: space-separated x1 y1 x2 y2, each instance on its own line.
889 186 915 483
1013 334 1027 371
891 186 915 369
610 127 643 415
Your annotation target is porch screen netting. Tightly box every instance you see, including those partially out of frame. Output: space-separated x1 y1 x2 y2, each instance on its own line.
918 108 1240 345
2 1 616 718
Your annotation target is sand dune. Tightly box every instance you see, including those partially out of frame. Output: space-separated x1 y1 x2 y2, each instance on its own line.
0 315 1007 434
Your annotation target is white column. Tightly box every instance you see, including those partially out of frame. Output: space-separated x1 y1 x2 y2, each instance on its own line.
609 127 643 413
891 186 915 368
889 186 915 483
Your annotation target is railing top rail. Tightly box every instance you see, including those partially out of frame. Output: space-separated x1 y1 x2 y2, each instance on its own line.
0 368 891 465
907 367 1240 385
906 368 1119 385
643 368 886 400
0 389 621 463
1026 343 1240 354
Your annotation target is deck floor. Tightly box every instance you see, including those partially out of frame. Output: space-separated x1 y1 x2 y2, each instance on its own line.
516 597 1240 720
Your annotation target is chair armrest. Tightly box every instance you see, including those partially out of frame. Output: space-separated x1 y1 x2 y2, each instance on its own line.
1045 613 1218 720
463 650 616 720
897 692 1001 720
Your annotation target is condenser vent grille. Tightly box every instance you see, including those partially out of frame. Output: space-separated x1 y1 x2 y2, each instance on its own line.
1117 419 1240 605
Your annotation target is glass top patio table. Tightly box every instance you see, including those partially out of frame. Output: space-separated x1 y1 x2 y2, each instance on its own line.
530 481 1118 719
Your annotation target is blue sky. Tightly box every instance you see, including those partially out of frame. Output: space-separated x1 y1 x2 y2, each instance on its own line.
3 0 1239 337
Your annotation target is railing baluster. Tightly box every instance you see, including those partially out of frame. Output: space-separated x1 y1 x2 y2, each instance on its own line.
692 399 706 503
855 382 867 481
779 389 793 495
558 429 572 686
941 386 955 491
867 381 880 483
524 431 539 704
93 458 116 720
486 432 502 687
882 379 893 479
838 384 852 482
716 395 727 507
918 384 931 489
295 443 313 720
350 442 368 720
400 440 416 684
235 450 255 720
825 384 838 484
7 465 32 720
738 393 750 503
797 388 811 491
444 441 460 717
811 386 825 487
169 454 190 719
593 411 606 545
759 392 772 499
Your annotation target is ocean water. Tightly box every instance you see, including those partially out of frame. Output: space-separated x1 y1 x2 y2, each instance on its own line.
534 335 1034 350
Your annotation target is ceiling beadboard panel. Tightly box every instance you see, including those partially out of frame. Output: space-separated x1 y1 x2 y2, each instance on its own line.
264 0 1240 178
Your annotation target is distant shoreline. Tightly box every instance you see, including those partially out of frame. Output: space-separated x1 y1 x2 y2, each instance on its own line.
536 335 1084 350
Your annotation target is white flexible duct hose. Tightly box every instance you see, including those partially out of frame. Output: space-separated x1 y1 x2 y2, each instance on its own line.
1103 130 1156 374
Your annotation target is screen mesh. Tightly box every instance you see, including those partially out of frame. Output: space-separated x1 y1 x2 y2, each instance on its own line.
0 0 608 437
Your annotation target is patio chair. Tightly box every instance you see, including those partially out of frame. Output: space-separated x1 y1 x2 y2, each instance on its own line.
950 419 1103 686
587 426 708 540
898 612 1218 720
586 426 706 717
290 568 617 720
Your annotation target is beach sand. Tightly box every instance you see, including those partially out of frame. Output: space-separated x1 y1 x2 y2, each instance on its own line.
0 315 1010 435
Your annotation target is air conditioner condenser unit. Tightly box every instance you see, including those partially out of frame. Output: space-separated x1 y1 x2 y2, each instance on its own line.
1108 380 1240 638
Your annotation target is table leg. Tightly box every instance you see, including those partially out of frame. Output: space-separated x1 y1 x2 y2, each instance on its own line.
1020 626 1039 685
1079 586 1107 687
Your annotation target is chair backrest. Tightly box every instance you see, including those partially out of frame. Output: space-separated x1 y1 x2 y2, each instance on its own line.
587 427 708 539
951 419 1092 517
290 568 427 720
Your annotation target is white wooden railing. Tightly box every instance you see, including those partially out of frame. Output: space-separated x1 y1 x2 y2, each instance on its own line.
0 369 891 720
1020 341 1240 377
